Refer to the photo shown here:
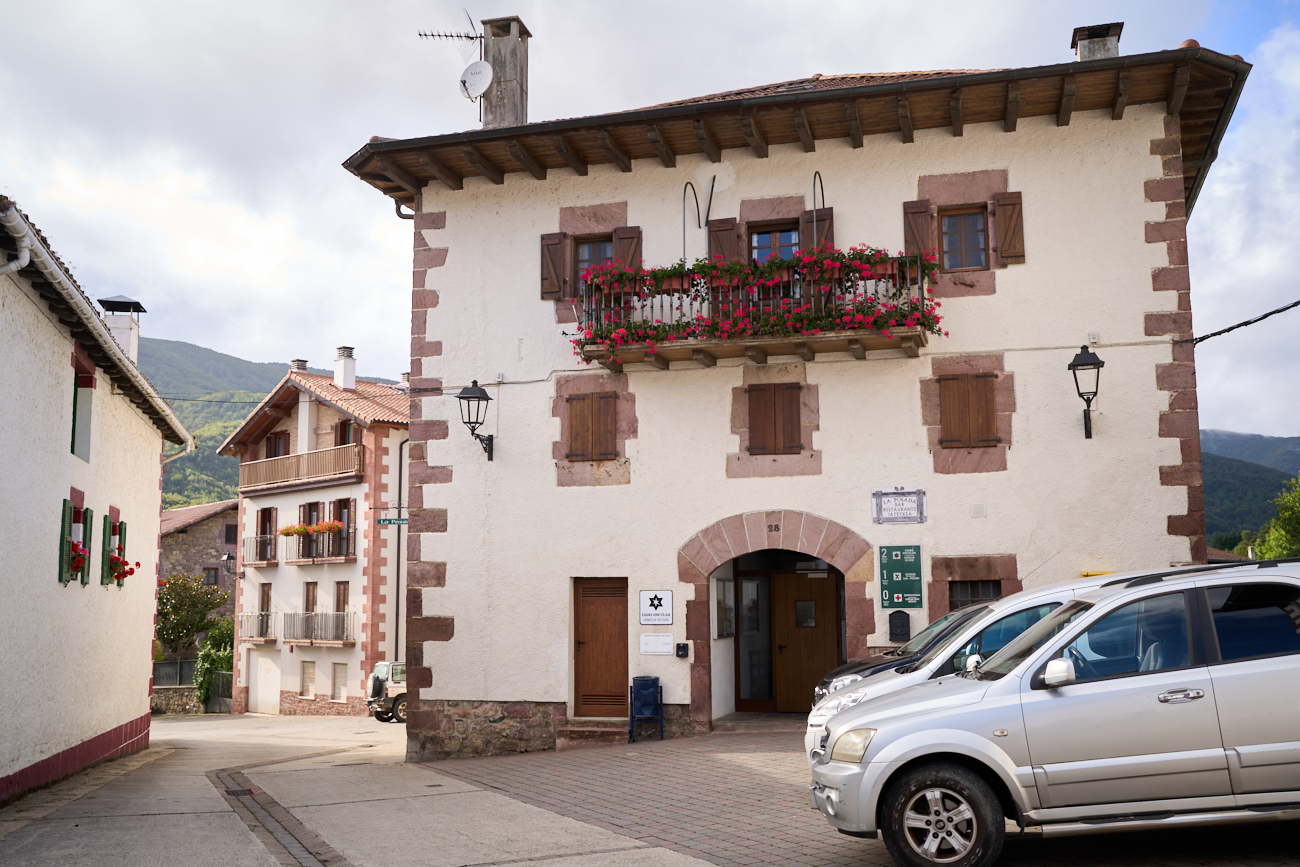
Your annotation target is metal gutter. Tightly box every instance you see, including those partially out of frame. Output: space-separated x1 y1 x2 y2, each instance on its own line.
343 46 1253 195
0 199 193 450
1184 56 1251 216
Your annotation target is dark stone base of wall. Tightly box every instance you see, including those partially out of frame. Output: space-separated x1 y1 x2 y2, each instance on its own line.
151 686 203 715
407 700 706 761
233 685 248 715
278 692 368 716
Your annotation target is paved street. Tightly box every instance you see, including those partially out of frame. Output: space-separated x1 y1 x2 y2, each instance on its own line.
1 716 1297 867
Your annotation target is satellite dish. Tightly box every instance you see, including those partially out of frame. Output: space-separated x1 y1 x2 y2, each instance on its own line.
460 60 492 100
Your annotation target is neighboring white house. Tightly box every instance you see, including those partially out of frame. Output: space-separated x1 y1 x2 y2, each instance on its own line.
218 352 409 715
342 20 1249 757
1 198 192 803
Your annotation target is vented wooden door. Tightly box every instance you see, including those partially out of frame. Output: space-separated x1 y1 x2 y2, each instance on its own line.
773 573 840 712
574 577 628 717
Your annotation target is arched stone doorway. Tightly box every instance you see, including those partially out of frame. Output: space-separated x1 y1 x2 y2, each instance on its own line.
677 510 875 729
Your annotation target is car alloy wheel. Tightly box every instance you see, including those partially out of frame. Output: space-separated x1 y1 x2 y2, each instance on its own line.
902 787 977 863
880 762 1003 867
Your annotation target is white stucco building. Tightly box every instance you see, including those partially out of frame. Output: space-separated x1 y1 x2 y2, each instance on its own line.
1 198 192 802
218 353 409 716
342 20 1249 758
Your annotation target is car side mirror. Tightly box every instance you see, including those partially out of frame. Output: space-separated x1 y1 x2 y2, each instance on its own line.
1043 657 1076 689
964 654 983 672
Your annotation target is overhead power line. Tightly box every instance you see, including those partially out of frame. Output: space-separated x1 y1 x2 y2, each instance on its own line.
1181 297 1300 345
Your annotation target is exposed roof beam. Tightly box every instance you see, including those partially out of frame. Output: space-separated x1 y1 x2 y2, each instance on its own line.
897 96 914 144
375 159 422 196
1004 82 1020 132
794 110 816 152
1167 62 1192 115
506 140 546 180
740 115 768 158
597 130 632 172
645 124 676 168
1112 70 1130 120
552 135 588 176
1058 73 1077 126
846 103 863 148
950 89 964 137
419 151 463 190
694 119 721 162
462 144 504 184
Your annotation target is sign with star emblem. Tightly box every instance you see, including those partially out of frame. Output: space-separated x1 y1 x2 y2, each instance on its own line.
639 590 673 625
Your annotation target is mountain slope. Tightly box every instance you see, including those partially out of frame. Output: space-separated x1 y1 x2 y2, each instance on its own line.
1201 429 1300 476
1202 453 1293 535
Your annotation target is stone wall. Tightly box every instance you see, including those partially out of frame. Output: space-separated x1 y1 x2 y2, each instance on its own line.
408 700 567 761
279 691 368 716
151 685 203 715
160 508 238 657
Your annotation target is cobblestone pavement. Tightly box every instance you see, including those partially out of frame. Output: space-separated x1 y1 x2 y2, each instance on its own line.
433 731 1300 867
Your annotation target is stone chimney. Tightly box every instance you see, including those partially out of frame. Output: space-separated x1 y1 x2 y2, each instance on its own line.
398 372 410 393
335 346 356 391
97 295 145 363
289 359 308 371
1072 22 1123 61
481 16 531 128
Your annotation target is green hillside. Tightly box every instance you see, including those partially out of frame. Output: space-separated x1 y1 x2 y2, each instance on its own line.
1203 453 1292 536
1201 429 1300 476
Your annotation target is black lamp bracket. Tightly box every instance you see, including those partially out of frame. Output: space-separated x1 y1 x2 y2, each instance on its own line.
473 432 494 461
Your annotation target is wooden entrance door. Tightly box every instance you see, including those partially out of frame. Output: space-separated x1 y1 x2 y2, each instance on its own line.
773 573 841 712
574 577 628 717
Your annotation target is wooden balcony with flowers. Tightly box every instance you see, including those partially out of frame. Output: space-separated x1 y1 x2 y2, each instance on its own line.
237 442 365 492
572 245 945 371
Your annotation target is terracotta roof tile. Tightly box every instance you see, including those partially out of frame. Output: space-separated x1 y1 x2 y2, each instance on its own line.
640 70 994 110
288 371 409 426
161 499 238 535
1207 546 1250 562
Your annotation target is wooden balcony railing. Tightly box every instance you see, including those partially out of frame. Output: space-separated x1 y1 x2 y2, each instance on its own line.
238 443 365 491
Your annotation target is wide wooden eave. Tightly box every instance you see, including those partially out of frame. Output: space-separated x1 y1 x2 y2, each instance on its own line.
345 46 1250 216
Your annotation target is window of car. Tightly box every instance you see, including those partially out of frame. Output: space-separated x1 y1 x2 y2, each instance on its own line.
942 603 1059 674
977 599 1093 680
391 664 406 683
897 605 984 656
1206 582 1300 663
1058 591 1191 681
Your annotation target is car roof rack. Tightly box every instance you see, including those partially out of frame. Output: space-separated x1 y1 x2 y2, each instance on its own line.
1100 558 1300 589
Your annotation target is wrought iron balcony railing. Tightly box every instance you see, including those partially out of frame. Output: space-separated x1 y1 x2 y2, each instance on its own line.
238 443 365 491
236 612 276 642
282 612 357 643
286 528 357 562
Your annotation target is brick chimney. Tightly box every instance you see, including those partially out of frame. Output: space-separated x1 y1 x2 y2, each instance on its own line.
1072 22 1123 61
335 346 356 391
481 16 530 128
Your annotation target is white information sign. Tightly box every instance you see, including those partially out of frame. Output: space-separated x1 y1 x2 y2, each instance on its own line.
872 488 927 524
639 590 673 625
640 633 673 655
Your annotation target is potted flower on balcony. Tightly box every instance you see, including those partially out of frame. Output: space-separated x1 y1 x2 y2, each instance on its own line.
277 523 313 537
108 546 139 586
312 520 344 535
69 541 88 576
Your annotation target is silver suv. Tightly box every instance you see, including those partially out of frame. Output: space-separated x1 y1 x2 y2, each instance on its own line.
808 561 1300 867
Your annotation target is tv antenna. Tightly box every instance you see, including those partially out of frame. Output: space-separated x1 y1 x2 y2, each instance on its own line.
419 9 490 119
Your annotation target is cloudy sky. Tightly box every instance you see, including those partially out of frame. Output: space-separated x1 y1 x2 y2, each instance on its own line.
2 0 1297 436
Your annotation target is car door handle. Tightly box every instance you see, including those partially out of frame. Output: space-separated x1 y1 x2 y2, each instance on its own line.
1157 688 1205 704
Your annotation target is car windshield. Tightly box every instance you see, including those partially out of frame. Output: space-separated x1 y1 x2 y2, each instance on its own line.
897 605 986 656
913 607 998 669
975 600 1094 680
372 663 389 680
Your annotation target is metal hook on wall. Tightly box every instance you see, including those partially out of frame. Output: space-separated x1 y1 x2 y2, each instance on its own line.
682 181 701 264
811 171 827 249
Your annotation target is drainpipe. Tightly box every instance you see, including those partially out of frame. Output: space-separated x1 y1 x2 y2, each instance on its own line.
394 437 409 662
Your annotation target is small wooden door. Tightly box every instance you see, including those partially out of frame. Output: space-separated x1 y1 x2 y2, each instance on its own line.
574 577 628 717
773 573 841 712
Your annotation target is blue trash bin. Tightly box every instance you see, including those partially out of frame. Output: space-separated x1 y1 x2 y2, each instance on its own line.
629 675 663 743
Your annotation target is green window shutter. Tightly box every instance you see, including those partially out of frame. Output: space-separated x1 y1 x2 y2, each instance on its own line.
117 520 128 586
81 508 94 585
59 499 73 585
101 515 113 585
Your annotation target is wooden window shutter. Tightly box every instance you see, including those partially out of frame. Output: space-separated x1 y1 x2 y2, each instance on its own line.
81 508 93 586
270 507 277 560
937 374 971 448
903 199 934 257
971 374 1001 447
59 499 73 584
299 503 307 526
798 208 834 252
707 218 744 262
566 393 594 461
101 514 113 585
993 192 1025 264
776 383 803 454
612 226 643 269
594 393 618 460
328 500 337 522
747 384 776 455
540 232 569 299
116 520 127 585
304 582 317 613
336 581 349 612
348 497 357 556
318 502 326 523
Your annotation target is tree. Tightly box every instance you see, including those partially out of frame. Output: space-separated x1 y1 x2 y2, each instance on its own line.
1257 474 1300 560
156 573 229 658
194 616 234 704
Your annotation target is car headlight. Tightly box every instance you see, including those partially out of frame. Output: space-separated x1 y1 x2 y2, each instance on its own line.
828 673 863 693
811 685 869 720
829 728 876 763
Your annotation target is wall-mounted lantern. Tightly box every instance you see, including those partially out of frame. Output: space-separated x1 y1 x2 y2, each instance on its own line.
1067 346 1105 439
456 380 494 461
220 551 241 582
